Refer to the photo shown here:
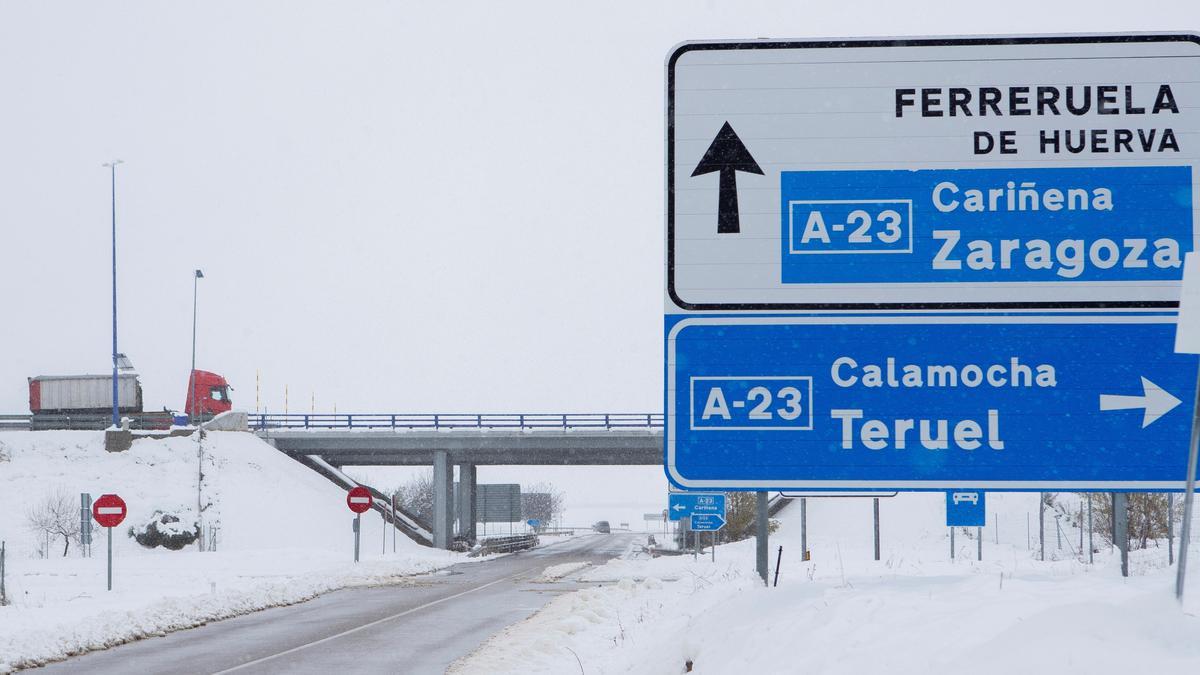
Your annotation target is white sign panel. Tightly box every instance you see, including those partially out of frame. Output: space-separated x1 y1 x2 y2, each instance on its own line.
666 35 1200 311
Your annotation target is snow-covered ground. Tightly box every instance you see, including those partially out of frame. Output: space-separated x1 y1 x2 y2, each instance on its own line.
0 431 462 672
452 492 1200 674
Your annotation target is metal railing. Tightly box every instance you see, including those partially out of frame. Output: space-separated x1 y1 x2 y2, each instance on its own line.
469 534 539 556
0 412 178 431
250 413 664 432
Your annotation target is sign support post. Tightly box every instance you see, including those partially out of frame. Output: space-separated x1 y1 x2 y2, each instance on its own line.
950 528 955 560
756 492 768 585
1115 493 1130 577
872 498 880 562
1169 493 1175 566
107 526 113 591
354 513 361 563
977 527 982 561
1176 366 1200 598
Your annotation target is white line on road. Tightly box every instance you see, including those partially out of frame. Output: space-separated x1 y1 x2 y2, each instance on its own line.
209 572 522 675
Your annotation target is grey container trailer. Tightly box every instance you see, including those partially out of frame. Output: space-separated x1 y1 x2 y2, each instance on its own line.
28 373 143 414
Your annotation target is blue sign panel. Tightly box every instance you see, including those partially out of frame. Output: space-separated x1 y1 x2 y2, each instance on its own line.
690 513 727 531
668 492 726 521
666 316 1199 490
781 166 1191 285
946 491 986 527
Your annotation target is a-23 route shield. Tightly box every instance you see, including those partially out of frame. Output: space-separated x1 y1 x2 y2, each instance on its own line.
665 315 1200 491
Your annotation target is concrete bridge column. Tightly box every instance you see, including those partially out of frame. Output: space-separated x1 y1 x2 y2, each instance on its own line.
433 450 453 549
457 463 477 543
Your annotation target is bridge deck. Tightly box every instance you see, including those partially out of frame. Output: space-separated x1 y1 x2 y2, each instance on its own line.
261 428 663 465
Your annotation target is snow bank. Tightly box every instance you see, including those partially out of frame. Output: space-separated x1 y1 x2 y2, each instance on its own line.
535 561 591 582
452 492 1200 674
0 430 460 672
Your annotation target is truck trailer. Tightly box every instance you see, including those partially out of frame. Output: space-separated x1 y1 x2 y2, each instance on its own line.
28 373 142 414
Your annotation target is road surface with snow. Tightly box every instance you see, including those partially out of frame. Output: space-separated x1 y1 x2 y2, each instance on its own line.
36 533 639 674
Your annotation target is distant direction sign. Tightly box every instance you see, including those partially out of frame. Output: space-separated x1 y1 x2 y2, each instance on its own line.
668 492 726 521
346 486 373 513
690 513 727 531
91 494 126 528
667 35 1200 310
946 491 987 527
667 315 1199 490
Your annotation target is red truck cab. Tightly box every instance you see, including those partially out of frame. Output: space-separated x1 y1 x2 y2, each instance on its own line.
186 369 233 418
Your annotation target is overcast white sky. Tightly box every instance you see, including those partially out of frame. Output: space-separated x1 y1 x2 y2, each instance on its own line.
2 2 1198 414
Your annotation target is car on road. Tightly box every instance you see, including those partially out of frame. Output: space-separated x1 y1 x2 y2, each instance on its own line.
592 520 611 533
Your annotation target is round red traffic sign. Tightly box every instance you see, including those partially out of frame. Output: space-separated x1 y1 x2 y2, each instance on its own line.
92 493 127 528
346 486 373 513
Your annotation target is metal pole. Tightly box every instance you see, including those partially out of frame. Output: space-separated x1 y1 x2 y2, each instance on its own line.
1027 512 1030 550
756 491 768 585
1039 495 1045 561
1088 493 1094 564
382 508 386 555
977 526 982 561
392 494 397 554
995 514 999 545
354 513 361 563
106 526 113 591
1177 361 1200 600
692 517 697 562
1115 492 1129 577
950 527 955 559
800 497 807 560
1055 515 1062 549
1 540 6 605
1169 492 1175 566
104 160 123 428
772 545 782 587
711 531 715 563
873 497 880 561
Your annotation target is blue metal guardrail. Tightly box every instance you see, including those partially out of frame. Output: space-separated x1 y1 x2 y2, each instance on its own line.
249 413 664 431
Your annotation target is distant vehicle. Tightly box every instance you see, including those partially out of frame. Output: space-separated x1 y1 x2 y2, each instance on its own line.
952 492 979 505
29 360 232 420
592 521 611 534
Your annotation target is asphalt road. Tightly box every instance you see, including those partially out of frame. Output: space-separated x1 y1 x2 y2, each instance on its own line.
35 533 639 675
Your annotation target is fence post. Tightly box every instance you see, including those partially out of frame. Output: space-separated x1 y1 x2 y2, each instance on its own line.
605 414 610 429
347 414 353 429
562 414 567 429
304 414 309 429
477 413 482 428
391 414 396 429
519 414 524 429
434 414 440 430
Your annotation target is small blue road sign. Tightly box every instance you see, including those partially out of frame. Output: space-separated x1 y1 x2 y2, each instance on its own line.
526 519 541 528
668 492 726 521
690 513 727 531
946 491 986 527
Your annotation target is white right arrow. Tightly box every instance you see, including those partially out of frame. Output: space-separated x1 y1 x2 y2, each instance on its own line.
1099 377 1183 428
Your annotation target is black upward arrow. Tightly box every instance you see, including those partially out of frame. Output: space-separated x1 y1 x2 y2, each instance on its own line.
690 121 762 234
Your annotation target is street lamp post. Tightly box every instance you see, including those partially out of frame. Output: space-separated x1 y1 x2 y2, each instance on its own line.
191 269 204 421
103 160 123 428
192 269 204 551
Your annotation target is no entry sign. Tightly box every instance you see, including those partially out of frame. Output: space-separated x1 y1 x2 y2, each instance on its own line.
346 486 373 513
92 494 127 528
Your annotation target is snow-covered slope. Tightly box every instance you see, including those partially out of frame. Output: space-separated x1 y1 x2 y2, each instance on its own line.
452 492 1200 674
0 430 460 672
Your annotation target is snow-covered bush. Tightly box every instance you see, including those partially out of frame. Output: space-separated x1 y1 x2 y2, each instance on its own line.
129 511 199 550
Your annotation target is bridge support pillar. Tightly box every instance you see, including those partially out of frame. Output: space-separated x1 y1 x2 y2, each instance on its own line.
458 463 477 543
433 450 453 549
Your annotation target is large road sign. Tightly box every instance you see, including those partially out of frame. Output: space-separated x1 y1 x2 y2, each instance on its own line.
946 491 986 527
346 486 373 513
91 494 126 528
667 35 1199 311
668 492 726 521
666 315 1199 490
